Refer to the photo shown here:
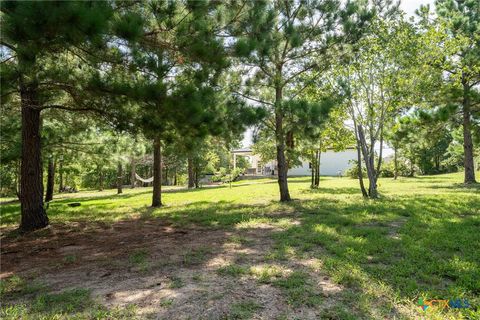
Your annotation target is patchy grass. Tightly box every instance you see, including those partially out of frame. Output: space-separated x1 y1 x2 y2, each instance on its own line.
128 249 149 272
168 276 184 289
217 263 248 277
249 264 285 284
0 277 137 320
228 300 262 319
1 172 479 319
182 246 211 266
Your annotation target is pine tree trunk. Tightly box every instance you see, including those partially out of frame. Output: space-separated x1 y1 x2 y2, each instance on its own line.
152 137 162 207
357 125 377 199
314 149 320 187
310 151 315 188
19 86 49 232
462 79 476 184
16 160 21 199
194 163 200 188
275 85 291 202
45 157 55 202
130 157 136 188
174 167 177 186
188 156 195 188
393 147 398 180
117 161 123 194
58 158 64 192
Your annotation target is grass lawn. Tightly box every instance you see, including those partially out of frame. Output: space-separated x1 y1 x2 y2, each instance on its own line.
1 172 479 319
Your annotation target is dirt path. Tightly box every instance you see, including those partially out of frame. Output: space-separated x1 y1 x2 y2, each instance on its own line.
1 218 343 319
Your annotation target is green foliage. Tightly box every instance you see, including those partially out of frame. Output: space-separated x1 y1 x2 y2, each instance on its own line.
345 161 367 179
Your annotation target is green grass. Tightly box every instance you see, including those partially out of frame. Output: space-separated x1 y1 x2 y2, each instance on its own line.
1 172 479 319
217 263 249 277
0 277 137 320
227 300 262 319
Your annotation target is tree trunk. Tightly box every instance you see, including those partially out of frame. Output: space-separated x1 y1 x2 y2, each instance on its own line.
117 161 123 194
194 163 200 188
174 167 177 186
393 147 398 180
188 156 195 188
19 86 49 232
152 137 162 207
58 158 64 192
357 125 378 198
164 166 169 186
275 85 291 202
310 151 315 188
130 157 136 188
16 160 21 199
462 78 476 184
45 157 55 202
353 121 368 198
314 149 320 187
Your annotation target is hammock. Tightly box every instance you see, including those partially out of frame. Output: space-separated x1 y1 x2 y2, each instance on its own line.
135 173 154 183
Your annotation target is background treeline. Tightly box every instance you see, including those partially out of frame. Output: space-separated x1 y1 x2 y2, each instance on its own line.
1 0 478 232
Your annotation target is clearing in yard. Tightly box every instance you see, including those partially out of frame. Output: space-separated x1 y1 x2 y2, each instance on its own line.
0 173 479 319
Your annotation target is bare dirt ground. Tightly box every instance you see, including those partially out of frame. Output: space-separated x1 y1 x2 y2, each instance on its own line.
1 218 343 319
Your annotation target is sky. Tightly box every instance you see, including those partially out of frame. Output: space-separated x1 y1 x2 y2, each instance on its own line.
400 0 435 17
240 0 437 153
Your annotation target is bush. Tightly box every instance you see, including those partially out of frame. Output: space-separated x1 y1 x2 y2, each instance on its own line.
221 168 243 183
211 168 244 183
346 161 366 179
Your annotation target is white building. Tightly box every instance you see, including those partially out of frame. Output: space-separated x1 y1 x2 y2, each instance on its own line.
232 148 357 177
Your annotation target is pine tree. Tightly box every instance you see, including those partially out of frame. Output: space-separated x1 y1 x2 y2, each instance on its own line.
122 1 262 207
420 0 480 183
229 0 380 201
1 1 142 232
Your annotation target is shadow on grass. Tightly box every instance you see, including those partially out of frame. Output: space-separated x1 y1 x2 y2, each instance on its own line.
301 186 359 195
1 178 479 319
274 194 480 318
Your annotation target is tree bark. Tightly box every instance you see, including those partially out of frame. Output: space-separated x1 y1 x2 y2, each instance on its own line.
58 158 64 192
130 157 136 188
314 149 321 187
310 151 315 188
357 125 377 198
152 137 162 207
393 147 398 180
164 166 169 186
275 85 291 202
353 121 368 198
174 167 177 186
194 163 200 188
45 157 55 202
462 78 476 184
19 86 49 232
117 161 123 194
188 156 195 188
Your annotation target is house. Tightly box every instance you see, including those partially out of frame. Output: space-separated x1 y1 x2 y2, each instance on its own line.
232 147 357 176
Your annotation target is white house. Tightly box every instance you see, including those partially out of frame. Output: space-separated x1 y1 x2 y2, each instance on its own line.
232 148 357 176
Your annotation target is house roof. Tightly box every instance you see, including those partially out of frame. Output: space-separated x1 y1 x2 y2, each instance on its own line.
231 148 253 154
